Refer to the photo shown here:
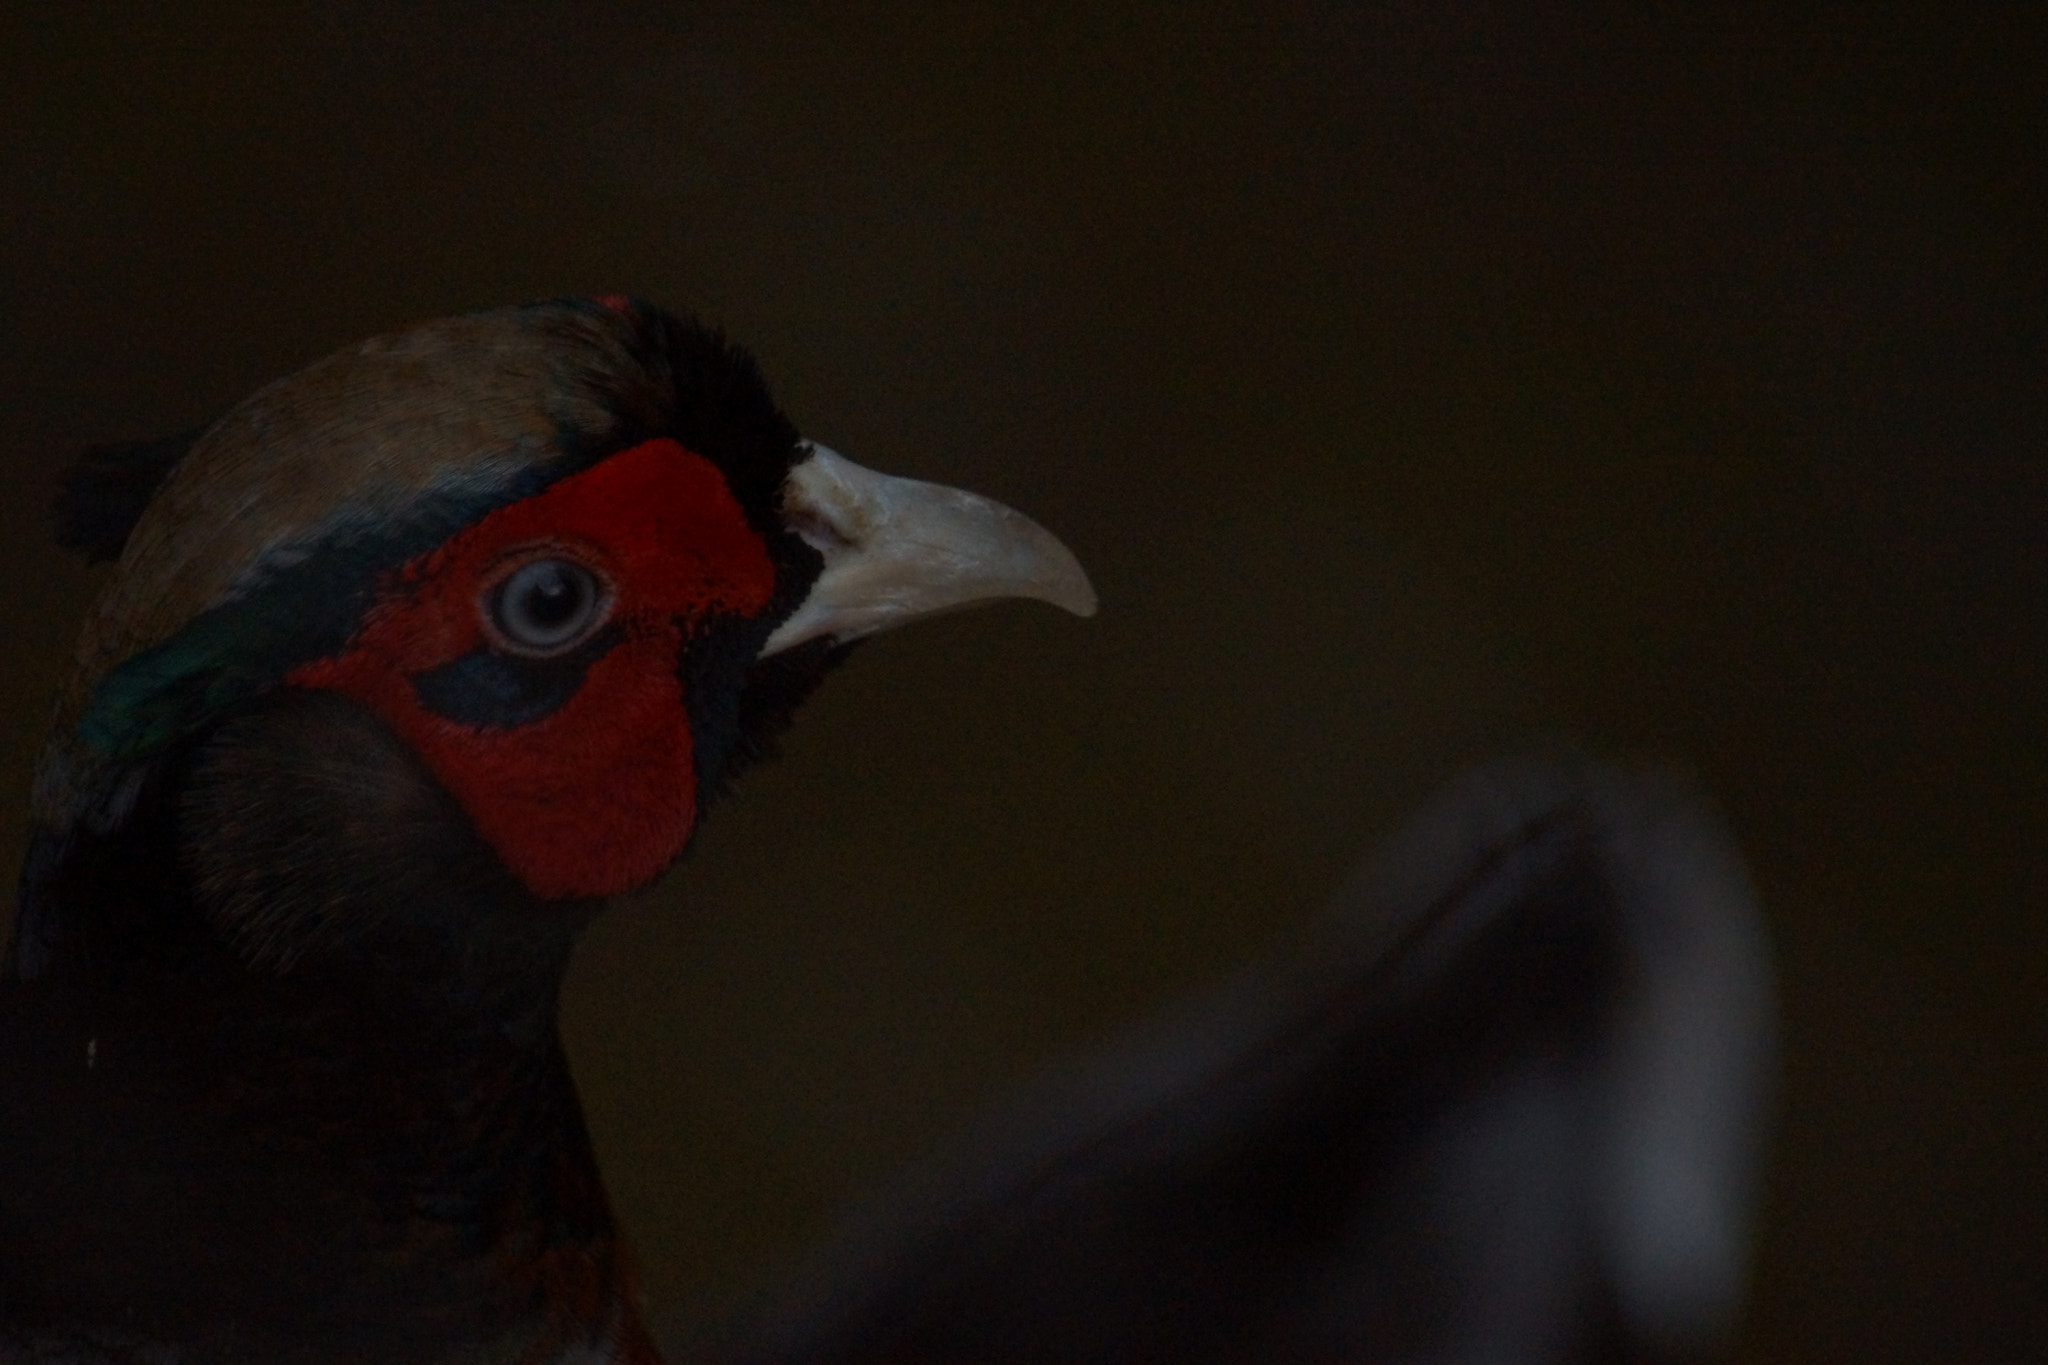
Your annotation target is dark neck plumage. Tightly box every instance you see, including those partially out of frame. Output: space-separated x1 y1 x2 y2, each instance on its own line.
1 691 657 1364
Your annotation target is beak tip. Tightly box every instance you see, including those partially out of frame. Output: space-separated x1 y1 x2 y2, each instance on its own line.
1035 541 1098 621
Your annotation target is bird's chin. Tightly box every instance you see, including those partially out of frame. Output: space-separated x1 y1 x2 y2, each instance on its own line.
721 634 857 783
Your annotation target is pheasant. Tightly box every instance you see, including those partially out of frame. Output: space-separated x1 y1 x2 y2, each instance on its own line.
0 298 1093 1363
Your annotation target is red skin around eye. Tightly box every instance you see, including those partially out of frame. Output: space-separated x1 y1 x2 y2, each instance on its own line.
287 438 776 900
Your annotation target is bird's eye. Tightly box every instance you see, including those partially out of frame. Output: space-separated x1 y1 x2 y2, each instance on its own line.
485 558 610 656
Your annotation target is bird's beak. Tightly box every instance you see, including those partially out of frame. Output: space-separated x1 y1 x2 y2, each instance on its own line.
759 443 1097 658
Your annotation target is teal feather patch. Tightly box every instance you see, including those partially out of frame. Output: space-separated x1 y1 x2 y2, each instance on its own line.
72 473 565 764
78 568 379 761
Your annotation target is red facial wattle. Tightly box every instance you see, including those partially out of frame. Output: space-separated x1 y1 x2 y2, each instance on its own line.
287 438 777 900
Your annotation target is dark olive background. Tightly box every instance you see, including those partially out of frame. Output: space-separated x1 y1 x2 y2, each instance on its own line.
2 4 2041 1358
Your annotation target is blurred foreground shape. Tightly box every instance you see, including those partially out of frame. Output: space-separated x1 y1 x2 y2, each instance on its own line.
691 755 1775 1363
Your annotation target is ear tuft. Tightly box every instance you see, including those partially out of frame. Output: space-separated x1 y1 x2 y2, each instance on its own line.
53 428 206 562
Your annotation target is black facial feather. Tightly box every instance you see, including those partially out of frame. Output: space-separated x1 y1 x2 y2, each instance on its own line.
53 427 208 563
411 627 625 731
680 625 851 811
730 637 854 781
545 300 808 535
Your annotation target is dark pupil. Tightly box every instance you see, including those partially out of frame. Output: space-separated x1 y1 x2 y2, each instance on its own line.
521 565 580 628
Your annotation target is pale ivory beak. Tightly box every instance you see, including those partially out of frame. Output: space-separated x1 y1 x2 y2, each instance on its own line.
760 443 1097 658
